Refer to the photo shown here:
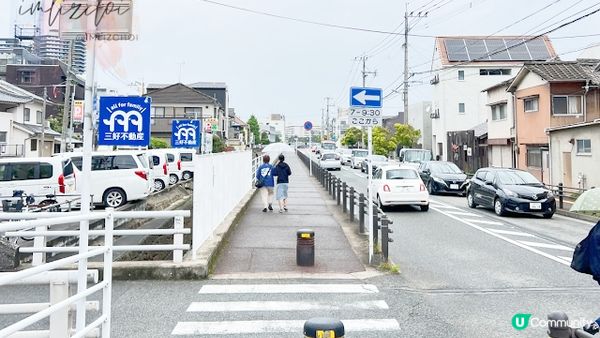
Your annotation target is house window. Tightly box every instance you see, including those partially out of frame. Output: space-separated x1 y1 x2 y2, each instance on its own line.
480 69 511 76
0 131 6 143
458 70 464 81
31 139 38 151
526 146 542 168
491 103 507 121
152 107 165 118
524 97 538 112
23 108 31 122
576 139 591 155
20 71 34 83
552 95 582 115
36 111 43 124
184 107 202 119
458 103 465 114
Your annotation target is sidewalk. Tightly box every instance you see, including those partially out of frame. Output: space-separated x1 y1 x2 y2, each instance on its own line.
213 153 365 276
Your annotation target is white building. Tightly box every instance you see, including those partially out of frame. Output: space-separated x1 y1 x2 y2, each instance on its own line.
0 80 60 157
263 114 286 142
408 101 433 150
430 36 556 161
482 79 515 168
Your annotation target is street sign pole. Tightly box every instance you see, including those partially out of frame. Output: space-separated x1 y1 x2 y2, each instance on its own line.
367 126 373 264
309 130 312 177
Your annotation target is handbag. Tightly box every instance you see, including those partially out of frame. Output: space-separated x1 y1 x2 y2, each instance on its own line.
255 167 272 188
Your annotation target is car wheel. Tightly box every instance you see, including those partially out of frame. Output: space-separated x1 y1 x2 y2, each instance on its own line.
467 191 477 208
169 174 179 185
154 179 166 191
494 198 506 216
377 195 387 212
420 204 429 212
427 181 435 195
182 171 192 180
103 188 127 208
543 212 554 219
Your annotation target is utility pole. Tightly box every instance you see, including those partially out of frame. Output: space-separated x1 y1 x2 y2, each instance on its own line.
321 108 325 140
404 6 428 124
357 56 376 147
41 87 47 157
61 40 73 153
325 97 334 140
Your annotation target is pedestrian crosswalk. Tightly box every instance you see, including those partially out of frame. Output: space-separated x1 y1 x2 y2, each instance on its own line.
171 282 401 336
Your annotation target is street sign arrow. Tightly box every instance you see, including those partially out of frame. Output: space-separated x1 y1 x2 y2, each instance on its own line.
353 90 380 105
350 87 383 108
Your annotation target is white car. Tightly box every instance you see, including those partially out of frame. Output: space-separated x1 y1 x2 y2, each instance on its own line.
370 165 429 211
147 151 170 191
319 152 341 171
338 149 353 166
178 150 194 180
0 157 77 211
153 149 183 185
350 149 368 169
62 151 152 208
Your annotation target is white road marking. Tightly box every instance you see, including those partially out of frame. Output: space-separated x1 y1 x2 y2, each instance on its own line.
558 256 573 263
431 206 571 266
172 319 401 335
517 241 574 252
487 229 537 237
198 284 379 294
463 219 504 226
445 211 482 217
187 300 389 312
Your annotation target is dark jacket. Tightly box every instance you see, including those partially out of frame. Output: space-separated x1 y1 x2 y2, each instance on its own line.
571 220 600 284
256 163 275 187
273 162 292 184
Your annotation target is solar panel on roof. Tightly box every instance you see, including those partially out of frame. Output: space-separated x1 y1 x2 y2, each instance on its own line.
526 39 551 60
485 39 510 60
445 39 469 61
505 39 531 60
465 39 489 60
443 37 551 62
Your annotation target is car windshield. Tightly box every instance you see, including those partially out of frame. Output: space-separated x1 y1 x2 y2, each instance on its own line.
430 162 462 174
496 171 542 185
352 150 368 157
369 155 387 162
403 150 432 163
322 143 336 150
321 153 337 160
386 169 419 179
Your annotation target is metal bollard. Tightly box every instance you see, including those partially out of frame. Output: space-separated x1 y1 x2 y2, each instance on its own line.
358 193 365 234
349 187 355 221
336 179 341 205
304 318 345 338
297 229 315 266
380 215 393 262
342 182 347 212
558 183 564 209
372 205 380 245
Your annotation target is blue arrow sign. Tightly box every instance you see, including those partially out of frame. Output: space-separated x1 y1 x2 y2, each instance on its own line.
350 87 382 108
304 121 313 131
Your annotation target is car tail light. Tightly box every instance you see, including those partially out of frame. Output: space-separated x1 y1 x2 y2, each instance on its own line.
420 184 426 191
383 184 391 192
135 170 148 180
163 162 168 175
58 174 65 194
177 160 181 171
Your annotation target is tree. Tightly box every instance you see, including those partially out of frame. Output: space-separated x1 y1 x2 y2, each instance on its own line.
341 127 363 148
260 132 270 145
213 135 225 153
371 127 396 156
48 108 63 133
391 124 421 148
150 137 169 149
247 115 260 145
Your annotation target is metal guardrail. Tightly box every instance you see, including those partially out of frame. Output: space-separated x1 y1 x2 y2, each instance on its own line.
296 150 393 262
547 183 592 210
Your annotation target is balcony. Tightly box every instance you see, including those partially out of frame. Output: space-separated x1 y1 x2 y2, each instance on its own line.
0 144 25 157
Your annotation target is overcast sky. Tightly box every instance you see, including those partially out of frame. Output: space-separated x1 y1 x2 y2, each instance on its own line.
2 0 599 125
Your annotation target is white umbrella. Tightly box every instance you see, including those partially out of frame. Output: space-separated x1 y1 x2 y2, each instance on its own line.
262 143 294 154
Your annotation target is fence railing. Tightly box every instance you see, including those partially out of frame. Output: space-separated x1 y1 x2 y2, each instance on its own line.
296 149 393 262
547 183 590 210
0 144 24 157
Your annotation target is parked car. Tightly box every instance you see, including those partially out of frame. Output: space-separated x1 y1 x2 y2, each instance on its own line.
419 161 468 195
398 148 433 168
370 165 429 211
63 151 152 208
467 167 556 218
350 149 368 169
178 150 194 180
319 152 341 171
153 149 183 185
338 149 353 166
0 157 77 211
360 155 389 173
147 151 170 191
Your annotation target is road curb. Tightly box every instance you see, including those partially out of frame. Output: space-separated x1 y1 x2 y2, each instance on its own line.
556 209 599 223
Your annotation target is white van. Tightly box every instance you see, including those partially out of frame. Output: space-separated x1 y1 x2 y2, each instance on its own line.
61 151 152 208
147 151 169 191
178 150 194 180
153 149 182 185
0 157 77 211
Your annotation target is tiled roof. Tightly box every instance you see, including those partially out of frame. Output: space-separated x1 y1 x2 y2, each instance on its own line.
0 91 31 104
0 80 43 104
472 122 488 138
524 61 598 83
13 122 61 136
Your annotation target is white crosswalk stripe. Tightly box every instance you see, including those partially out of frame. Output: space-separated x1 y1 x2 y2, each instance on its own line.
488 229 537 237
445 211 482 217
558 256 573 263
464 219 504 226
173 283 400 336
517 240 574 252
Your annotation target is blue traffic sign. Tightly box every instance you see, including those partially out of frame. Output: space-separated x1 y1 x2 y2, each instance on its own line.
98 96 151 146
172 120 201 148
304 121 313 131
350 87 383 108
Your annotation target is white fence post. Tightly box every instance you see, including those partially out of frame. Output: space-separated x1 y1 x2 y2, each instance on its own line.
101 208 114 337
173 216 184 263
49 275 69 338
32 224 47 266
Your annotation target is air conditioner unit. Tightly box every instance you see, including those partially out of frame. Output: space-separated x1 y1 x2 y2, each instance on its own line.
430 109 440 119
430 74 439 85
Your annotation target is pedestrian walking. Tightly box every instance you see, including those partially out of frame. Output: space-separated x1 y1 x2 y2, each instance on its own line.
273 154 292 212
255 154 275 212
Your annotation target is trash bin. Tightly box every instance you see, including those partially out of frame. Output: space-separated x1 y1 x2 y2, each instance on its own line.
304 317 344 338
297 229 315 266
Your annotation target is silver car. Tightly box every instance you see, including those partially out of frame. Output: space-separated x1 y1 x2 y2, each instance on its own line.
350 149 368 169
361 155 389 173
319 152 341 171
338 149 353 166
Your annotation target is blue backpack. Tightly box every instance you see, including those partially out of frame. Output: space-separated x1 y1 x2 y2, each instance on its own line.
571 220 600 284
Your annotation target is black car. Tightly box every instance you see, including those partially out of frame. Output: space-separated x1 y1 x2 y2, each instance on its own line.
419 161 468 195
467 167 556 218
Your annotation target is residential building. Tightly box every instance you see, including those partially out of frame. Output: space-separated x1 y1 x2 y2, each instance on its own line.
547 121 600 189
229 115 250 150
0 80 60 157
446 122 488 174
33 31 86 74
483 79 515 168
430 36 557 162
0 38 42 81
264 114 286 143
507 59 600 184
285 125 323 142
144 83 223 144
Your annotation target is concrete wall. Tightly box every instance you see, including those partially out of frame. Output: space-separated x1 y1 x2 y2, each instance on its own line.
549 124 600 189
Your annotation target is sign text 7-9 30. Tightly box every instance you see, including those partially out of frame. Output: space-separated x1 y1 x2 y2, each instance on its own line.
349 108 382 127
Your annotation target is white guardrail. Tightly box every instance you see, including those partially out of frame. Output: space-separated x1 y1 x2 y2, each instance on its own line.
0 208 190 337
